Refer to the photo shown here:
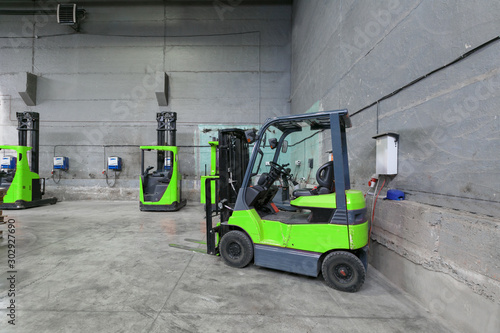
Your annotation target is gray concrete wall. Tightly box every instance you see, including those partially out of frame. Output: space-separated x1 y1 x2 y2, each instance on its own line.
0 0 292 201
291 1 500 332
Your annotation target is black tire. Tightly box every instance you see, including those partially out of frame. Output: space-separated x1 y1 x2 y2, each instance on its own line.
322 251 366 292
219 230 254 268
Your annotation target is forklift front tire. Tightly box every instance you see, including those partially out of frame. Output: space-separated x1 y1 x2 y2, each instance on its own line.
322 251 366 292
220 230 253 268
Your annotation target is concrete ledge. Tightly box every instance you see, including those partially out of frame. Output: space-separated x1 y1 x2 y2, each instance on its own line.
370 242 500 333
369 198 500 332
370 200 500 303
46 185 140 202
45 179 200 202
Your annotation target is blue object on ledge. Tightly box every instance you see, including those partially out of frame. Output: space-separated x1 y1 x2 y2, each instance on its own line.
386 189 405 200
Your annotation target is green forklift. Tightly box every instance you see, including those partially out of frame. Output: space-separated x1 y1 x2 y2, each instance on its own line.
140 111 186 211
0 112 57 209
204 109 369 292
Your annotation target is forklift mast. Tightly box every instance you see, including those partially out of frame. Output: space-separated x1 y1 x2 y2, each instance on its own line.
156 111 177 170
218 129 250 222
16 112 39 174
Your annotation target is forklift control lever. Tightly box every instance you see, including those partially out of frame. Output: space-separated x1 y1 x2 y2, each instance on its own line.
218 199 233 211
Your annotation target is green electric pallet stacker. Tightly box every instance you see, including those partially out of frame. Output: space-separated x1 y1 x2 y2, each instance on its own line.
0 112 57 209
203 109 369 292
140 111 186 211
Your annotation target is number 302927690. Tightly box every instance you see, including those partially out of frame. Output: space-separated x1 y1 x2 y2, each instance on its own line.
7 219 16 269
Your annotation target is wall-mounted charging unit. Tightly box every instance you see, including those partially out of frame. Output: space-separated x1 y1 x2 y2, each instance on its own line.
1 156 16 170
52 156 69 184
53 156 69 171
108 156 122 171
372 132 399 175
105 156 122 187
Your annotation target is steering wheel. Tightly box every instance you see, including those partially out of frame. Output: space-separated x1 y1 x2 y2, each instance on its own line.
268 161 292 179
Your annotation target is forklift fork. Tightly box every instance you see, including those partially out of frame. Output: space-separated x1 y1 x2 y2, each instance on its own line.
205 177 219 255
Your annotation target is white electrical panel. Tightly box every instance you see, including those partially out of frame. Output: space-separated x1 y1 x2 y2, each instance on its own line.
373 133 399 175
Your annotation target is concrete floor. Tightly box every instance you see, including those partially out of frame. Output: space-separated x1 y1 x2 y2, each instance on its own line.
0 201 455 333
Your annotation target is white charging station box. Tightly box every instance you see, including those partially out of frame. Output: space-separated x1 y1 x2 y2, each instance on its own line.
1 156 16 169
53 156 69 170
108 156 122 170
372 133 399 175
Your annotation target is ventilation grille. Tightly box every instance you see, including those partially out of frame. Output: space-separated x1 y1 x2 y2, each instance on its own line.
57 4 77 25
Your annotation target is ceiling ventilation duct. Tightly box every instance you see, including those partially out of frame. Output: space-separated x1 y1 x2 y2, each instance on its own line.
57 4 77 25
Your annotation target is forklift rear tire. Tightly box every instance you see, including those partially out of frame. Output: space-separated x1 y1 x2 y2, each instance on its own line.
220 230 253 268
322 251 366 292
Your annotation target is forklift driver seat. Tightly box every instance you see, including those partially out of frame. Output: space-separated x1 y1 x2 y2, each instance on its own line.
293 161 335 198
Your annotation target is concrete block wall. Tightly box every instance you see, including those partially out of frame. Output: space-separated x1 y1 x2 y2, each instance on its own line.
0 0 292 201
291 1 500 332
